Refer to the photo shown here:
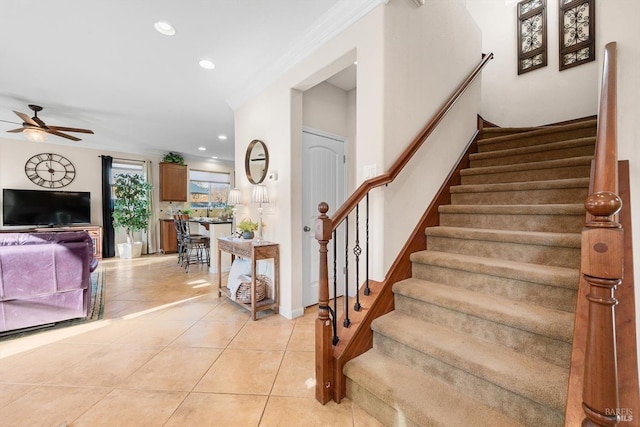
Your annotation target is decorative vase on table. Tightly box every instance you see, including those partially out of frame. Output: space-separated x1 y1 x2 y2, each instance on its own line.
242 231 254 240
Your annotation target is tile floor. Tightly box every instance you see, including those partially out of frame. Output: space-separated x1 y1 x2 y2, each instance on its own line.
0 254 382 427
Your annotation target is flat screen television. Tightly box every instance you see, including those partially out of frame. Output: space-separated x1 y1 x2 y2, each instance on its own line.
2 189 91 227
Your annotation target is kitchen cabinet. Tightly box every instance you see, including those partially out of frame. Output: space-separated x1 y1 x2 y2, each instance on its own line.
160 219 178 253
159 163 187 201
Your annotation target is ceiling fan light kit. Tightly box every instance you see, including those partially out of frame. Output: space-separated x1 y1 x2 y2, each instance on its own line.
6 104 94 142
23 127 48 142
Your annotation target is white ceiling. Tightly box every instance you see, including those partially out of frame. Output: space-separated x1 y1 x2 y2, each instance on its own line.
0 0 367 163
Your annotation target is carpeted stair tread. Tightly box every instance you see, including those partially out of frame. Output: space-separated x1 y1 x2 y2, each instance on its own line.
471 136 595 162
410 250 579 289
344 349 525 427
450 177 589 193
344 116 593 426
439 203 585 233
477 119 597 146
425 226 581 248
439 203 585 215
424 226 581 268
460 155 593 177
371 311 569 411
393 278 574 342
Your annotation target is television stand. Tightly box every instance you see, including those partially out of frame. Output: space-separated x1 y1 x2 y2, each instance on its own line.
33 225 103 259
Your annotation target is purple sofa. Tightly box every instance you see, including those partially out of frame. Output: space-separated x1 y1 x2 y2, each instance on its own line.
0 231 98 333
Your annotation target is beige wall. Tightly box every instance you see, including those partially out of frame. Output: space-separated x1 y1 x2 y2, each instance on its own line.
235 5 386 318
380 0 482 269
0 137 133 228
303 81 349 137
235 0 483 318
466 0 599 126
0 136 234 253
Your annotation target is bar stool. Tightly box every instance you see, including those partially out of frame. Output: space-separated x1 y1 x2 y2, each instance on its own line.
175 213 210 272
173 214 186 265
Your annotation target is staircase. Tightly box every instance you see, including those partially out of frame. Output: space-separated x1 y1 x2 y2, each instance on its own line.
343 119 597 426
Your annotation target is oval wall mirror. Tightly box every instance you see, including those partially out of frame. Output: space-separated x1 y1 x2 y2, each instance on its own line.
245 139 269 184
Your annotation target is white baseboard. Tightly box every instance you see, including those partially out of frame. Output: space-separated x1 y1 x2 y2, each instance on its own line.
279 306 304 320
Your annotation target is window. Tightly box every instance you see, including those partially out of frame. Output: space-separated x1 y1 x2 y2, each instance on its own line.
517 0 547 75
189 170 231 209
559 0 595 71
111 161 145 197
111 161 144 180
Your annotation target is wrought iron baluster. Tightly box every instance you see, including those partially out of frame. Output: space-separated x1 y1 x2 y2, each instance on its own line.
353 204 361 311
343 215 350 328
332 230 338 345
364 193 370 296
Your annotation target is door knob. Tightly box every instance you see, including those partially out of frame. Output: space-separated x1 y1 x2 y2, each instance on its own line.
303 226 311 232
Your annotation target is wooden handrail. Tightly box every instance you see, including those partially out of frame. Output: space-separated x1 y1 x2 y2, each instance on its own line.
580 41 625 426
329 52 494 230
315 52 494 404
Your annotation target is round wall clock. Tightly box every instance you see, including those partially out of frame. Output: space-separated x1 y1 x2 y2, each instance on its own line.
25 153 76 188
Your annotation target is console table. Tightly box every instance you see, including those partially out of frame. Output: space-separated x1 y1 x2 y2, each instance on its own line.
217 237 279 320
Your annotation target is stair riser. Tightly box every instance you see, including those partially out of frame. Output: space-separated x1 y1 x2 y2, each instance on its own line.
480 129 535 138
394 294 571 368
439 211 584 233
471 145 594 168
478 127 596 153
451 187 588 205
345 380 422 427
461 164 591 185
372 333 564 426
411 262 577 312
426 235 580 268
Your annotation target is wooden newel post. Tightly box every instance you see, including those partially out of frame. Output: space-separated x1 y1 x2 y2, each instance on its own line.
315 202 333 404
582 191 624 427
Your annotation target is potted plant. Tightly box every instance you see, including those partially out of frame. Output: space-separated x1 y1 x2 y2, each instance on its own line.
161 152 185 165
112 173 153 258
220 205 233 221
237 218 258 239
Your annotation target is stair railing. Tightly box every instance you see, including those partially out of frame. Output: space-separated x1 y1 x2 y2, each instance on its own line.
580 42 624 426
315 52 494 404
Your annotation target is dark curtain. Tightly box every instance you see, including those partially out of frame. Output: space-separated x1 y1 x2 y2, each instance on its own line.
101 155 115 258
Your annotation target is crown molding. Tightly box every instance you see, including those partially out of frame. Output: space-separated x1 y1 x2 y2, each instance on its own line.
227 0 386 110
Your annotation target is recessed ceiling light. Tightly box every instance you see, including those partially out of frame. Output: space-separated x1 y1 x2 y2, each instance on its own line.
198 147 206 151
211 156 219 159
218 134 227 140
199 59 216 70
154 21 175 36
354 61 358 65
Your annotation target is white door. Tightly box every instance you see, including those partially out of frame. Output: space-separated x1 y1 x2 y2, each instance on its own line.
302 129 346 308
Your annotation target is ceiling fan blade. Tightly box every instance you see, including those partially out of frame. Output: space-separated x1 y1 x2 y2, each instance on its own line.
47 125 94 134
32 116 47 128
46 129 81 141
14 111 38 127
6 128 25 133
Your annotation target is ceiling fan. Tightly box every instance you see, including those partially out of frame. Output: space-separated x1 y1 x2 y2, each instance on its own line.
6 104 94 142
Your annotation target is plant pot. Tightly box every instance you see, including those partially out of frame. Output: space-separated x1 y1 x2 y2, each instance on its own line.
241 231 254 240
117 242 143 259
